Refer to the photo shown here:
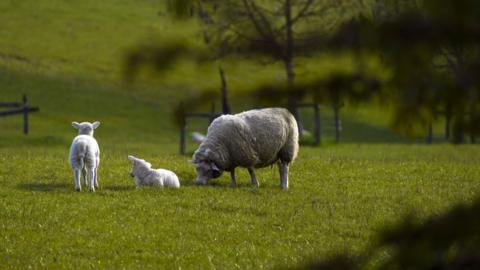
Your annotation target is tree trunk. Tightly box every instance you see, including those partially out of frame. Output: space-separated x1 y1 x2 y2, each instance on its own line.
285 0 303 135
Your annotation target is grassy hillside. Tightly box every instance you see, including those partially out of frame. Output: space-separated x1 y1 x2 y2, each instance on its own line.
0 0 445 144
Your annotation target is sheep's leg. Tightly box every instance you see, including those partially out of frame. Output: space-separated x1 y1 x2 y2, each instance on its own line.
248 168 259 187
73 169 82 191
230 169 237 187
88 167 96 192
278 161 289 189
82 167 87 187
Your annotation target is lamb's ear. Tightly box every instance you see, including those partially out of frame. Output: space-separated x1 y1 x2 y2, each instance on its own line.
128 155 135 162
72 122 80 129
145 162 152 168
92 121 100 129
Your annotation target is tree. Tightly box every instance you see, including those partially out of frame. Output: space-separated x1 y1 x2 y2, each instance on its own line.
127 0 480 141
167 0 365 133
329 0 480 140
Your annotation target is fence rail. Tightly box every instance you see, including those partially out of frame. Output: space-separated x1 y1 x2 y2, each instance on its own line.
0 95 39 135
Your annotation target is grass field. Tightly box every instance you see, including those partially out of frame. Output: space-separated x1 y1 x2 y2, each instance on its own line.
1 1 480 269
1 143 479 269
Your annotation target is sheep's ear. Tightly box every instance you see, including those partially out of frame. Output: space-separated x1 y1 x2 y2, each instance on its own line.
128 155 135 162
72 122 80 129
211 163 220 172
145 162 152 168
92 121 100 129
211 162 221 178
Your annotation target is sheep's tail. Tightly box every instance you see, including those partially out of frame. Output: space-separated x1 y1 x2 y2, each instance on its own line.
70 143 87 167
75 144 88 159
279 111 299 164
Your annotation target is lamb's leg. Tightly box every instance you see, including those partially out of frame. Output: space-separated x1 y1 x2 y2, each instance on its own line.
82 167 87 187
278 161 289 189
94 162 99 189
73 169 82 191
230 169 236 187
88 167 96 192
248 168 259 187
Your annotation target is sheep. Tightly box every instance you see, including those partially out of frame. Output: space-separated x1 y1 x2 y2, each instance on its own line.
192 108 299 189
69 121 100 192
128 155 180 188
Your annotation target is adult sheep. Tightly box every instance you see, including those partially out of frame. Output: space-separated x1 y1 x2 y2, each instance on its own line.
193 108 299 189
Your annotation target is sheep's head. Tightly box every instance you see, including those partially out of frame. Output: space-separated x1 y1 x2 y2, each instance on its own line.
192 148 223 185
72 121 100 136
127 155 152 178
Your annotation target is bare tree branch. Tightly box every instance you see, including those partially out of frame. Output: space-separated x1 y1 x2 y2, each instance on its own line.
241 0 271 41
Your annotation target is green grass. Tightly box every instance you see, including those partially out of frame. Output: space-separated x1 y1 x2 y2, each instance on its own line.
1 144 479 269
1 1 479 269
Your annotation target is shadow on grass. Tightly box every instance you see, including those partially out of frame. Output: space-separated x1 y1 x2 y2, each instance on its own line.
0 135 69 148
102 185 135 192
17 182 69 192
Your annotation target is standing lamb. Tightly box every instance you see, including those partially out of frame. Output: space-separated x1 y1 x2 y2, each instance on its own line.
128 155 180 188
69 121 101 192
192 108 299 189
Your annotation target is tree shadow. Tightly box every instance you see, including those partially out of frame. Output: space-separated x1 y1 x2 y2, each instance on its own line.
17 182 69 192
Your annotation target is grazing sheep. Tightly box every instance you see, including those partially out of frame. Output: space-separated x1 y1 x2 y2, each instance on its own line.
192 108 299 189
69 121 100 192
128 155 180 188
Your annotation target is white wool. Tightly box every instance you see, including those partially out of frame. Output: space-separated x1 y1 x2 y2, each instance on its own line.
69 121 101 192
193 108 299 189
128 155 180 188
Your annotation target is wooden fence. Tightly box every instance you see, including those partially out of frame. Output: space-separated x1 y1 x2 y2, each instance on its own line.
0 95 39 134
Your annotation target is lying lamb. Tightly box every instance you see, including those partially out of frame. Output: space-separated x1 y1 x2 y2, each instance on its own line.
69 121 100 192
193 108 299 189
128 155 180 188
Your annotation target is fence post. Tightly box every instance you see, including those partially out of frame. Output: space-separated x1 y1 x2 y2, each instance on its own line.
219 66 231 114
22 94 29 135
470 110 476 144
334 105 340 143
445 112 450 140
179 102 186 155
209 102 216 124
426 122 433 144
314 103 321 145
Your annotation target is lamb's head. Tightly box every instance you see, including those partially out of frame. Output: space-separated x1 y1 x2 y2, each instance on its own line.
72 121 100 136
192 148 223 185
127 155 152 178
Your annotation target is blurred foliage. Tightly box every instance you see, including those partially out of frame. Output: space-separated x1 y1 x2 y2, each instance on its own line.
331 0 480 140
376 198 480 269
166 0 363 58
124 41 210 81
298 198 480 269
127 0 480 140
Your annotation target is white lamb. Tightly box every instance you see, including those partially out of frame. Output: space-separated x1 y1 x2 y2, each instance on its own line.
69 121 101 192
193 108 299 189
128 155 180 188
